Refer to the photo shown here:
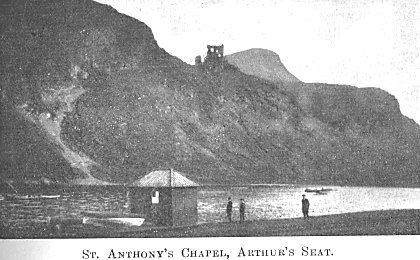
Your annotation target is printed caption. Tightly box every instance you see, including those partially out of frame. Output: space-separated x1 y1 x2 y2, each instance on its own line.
82 246 333 259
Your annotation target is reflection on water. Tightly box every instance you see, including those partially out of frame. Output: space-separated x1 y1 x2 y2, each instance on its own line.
1 184 419 234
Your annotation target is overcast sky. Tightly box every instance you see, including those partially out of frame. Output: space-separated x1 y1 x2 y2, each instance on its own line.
95 0 420 124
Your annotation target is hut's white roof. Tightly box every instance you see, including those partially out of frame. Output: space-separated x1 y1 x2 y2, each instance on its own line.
130 169 199 187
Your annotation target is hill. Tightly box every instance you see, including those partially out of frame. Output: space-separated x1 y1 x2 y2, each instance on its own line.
225 48 300 83
1 0 419 186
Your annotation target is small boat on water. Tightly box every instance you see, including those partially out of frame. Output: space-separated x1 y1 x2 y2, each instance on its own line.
4 194 61 200
40 195 61 199
4 194 33 200
305 188 333 193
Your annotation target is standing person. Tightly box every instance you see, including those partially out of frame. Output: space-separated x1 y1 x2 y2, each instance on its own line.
302 194 310 218
226 197 233 222
239 199 246 223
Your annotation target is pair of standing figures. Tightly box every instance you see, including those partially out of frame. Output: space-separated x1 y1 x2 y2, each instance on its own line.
226 197 245 222
226 195 310 222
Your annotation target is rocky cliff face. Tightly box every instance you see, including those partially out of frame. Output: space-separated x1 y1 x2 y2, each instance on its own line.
224 49 420 187
1 0 419 186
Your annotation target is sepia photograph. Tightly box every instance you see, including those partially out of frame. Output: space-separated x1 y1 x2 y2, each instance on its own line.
1 0 419 250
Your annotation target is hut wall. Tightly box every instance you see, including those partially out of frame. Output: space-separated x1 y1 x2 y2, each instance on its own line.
171 187 198 226
157 188 173 226
129 187 173 226
129 188 149 215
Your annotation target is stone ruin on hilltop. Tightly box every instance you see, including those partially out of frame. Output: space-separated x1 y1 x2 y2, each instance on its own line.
195 44 224 72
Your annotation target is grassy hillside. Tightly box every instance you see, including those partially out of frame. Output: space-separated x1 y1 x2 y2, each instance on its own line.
1 0 419 186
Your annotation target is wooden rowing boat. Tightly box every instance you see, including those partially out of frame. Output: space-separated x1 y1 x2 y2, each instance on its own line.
81 211 145 227
82 211 144 218
82 217 145 226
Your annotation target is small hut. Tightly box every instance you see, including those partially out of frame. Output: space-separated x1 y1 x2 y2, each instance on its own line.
129 169 199 227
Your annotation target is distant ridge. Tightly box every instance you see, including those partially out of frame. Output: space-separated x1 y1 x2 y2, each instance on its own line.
225 48 301 83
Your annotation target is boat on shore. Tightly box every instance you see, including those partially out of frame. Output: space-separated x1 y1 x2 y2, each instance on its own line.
82 217 145 227
81 211 145 227
82 211 144 218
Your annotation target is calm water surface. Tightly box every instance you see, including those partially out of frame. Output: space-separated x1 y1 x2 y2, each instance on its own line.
1 184 419 234
199 185 420 222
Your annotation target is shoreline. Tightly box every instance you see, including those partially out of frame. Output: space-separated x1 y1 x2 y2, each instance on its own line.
2 209 418 238
119 209 420 238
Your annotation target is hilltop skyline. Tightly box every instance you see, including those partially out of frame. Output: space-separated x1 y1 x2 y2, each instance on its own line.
95 0 420 124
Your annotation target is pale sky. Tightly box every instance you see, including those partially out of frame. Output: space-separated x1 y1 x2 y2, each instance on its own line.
95 0 420 124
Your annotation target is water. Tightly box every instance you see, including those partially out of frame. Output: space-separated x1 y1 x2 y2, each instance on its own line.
198 185 420 222
1 184 419 236
0 185 129 235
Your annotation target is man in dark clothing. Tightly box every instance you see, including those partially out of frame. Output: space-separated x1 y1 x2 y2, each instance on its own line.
302 194 310 218
239 199 246 222
226 197 233 222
